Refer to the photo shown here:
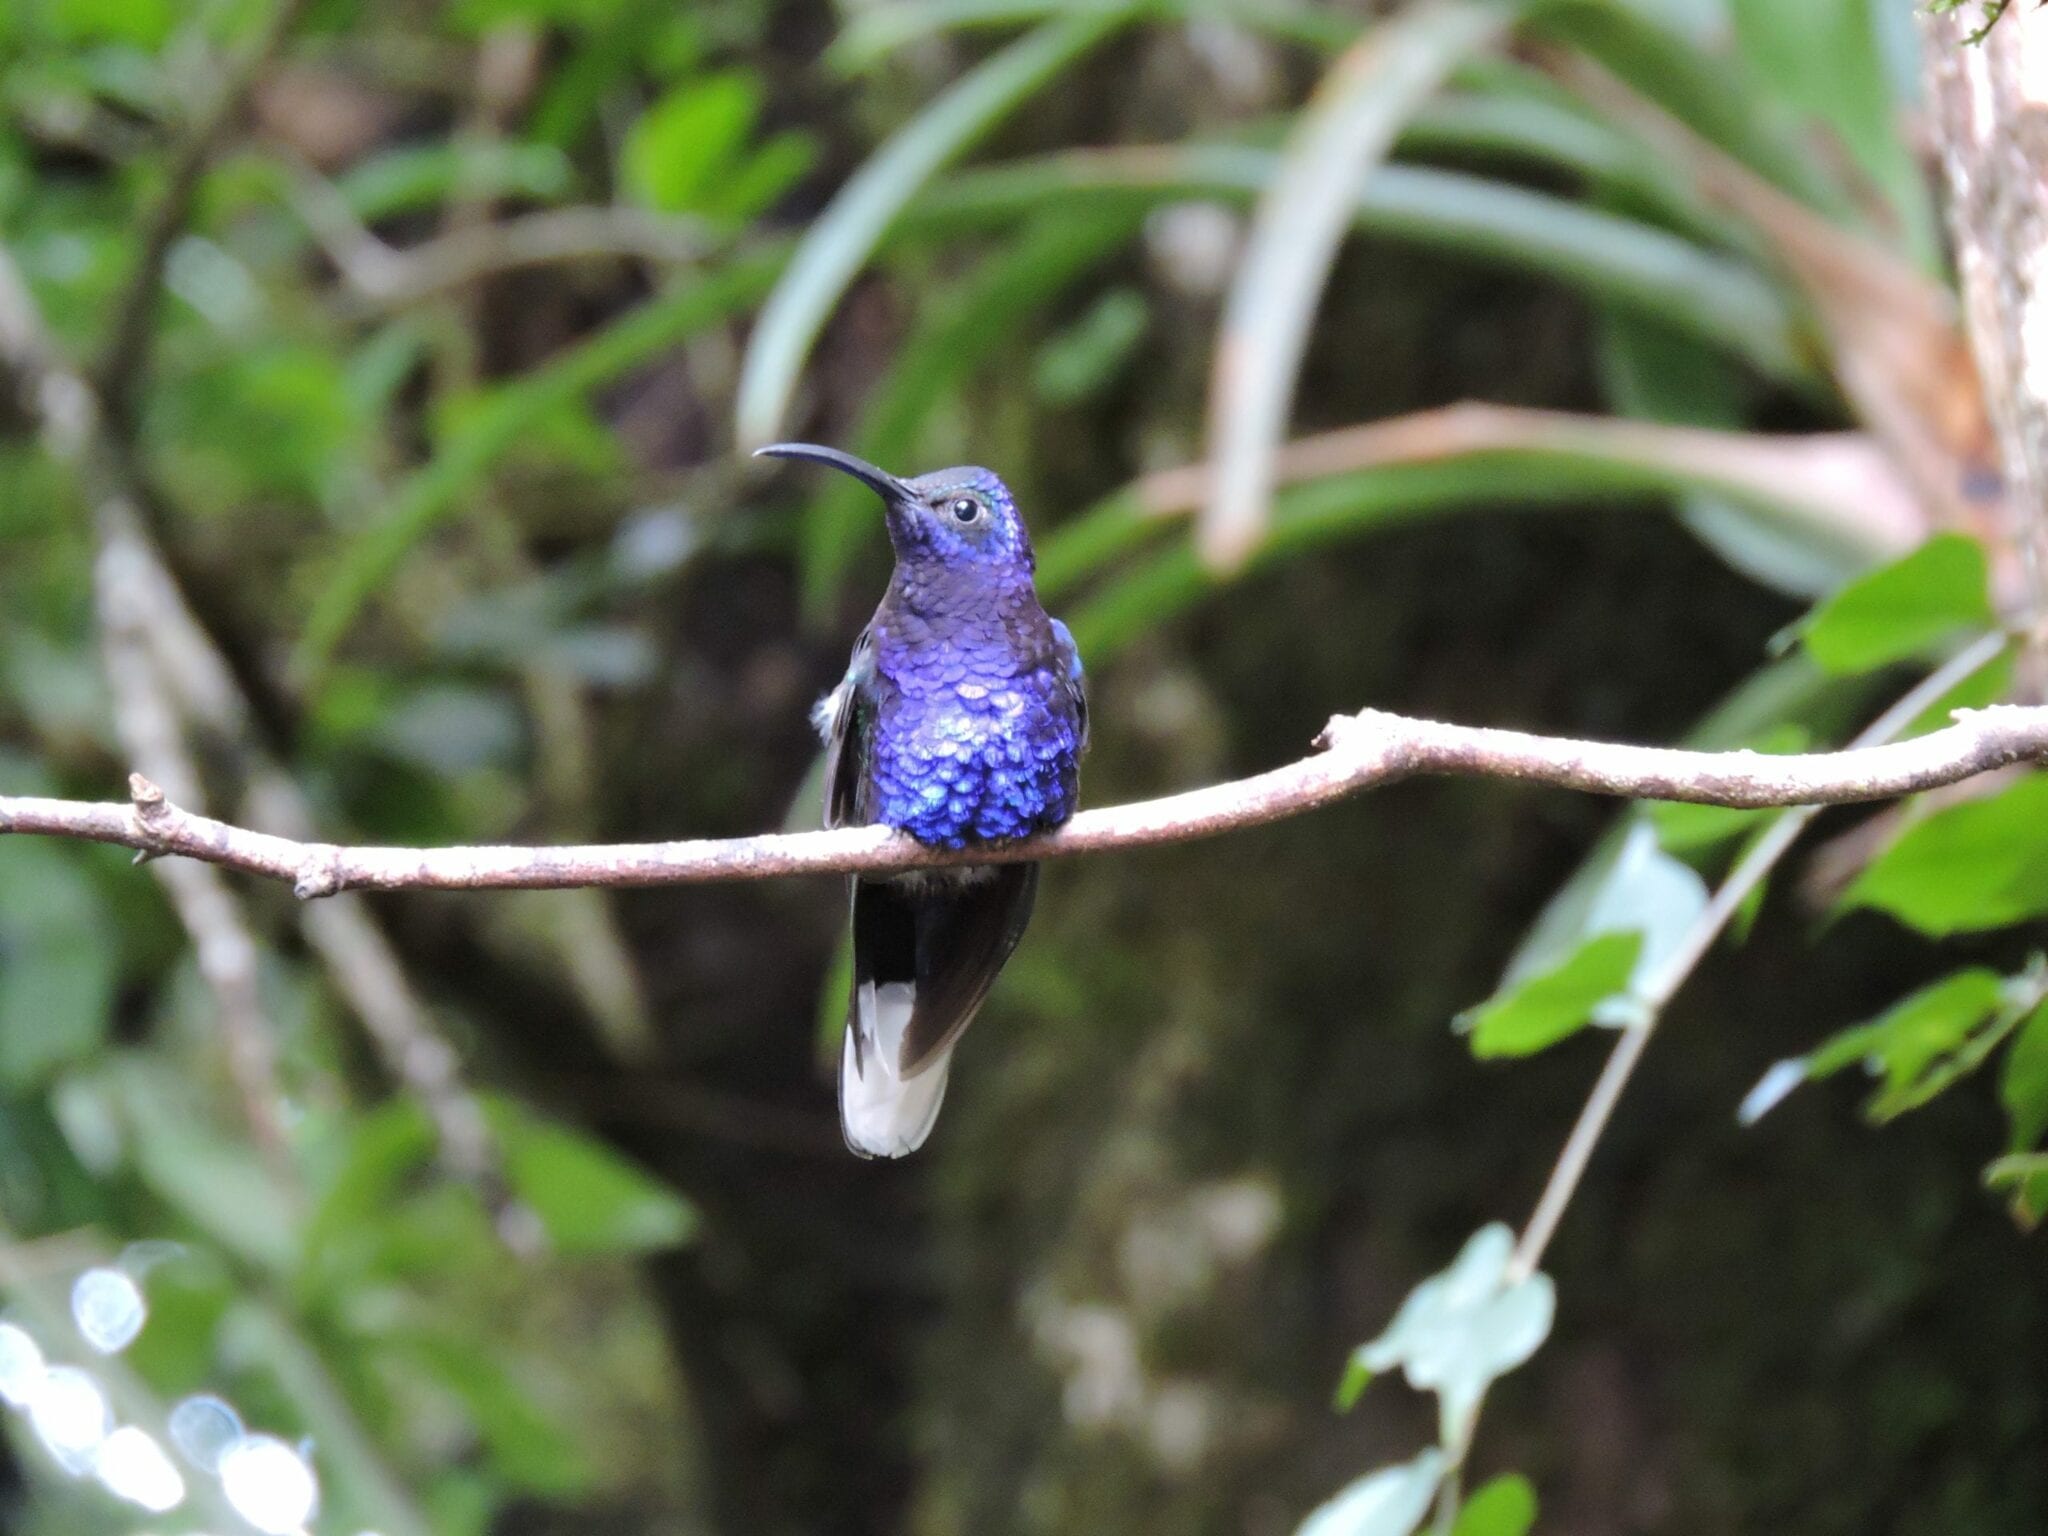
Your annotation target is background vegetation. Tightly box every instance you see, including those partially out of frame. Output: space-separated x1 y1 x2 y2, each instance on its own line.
1 0 2045 1533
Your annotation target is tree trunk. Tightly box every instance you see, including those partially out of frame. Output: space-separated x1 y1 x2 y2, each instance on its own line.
1921 4 2048 667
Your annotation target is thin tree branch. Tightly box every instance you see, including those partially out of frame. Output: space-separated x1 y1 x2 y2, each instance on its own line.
1922 5 2048 676
1 235 498 1207
1 692 2042 896
97 519 290 1169
95 0 312 425
1505 632 2011 1284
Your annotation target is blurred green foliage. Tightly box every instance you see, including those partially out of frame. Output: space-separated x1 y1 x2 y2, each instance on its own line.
1 0 2047 1533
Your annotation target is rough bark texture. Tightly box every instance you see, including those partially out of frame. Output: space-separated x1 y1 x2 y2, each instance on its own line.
1923 4 2048 653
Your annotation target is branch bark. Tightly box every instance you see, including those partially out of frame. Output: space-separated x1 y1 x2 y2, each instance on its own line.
1922 6 2048 660
2 697 2040 896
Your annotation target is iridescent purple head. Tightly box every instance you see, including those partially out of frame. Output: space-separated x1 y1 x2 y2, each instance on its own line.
756 444 1034 573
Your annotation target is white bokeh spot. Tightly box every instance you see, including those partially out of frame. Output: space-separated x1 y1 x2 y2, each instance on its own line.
96 1424 185 1513
71 1267 147 1354
0 1322 48 1408
219 1433 319 1534
28 1364 112 1475
169 1393 246 1473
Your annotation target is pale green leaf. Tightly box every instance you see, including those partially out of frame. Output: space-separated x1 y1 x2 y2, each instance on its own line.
1803 968 2005 1110
487 1101 696 1256
1353 1224 1555 1449
1802 535 1993 676
1468 932 1642 1058
0 841 115 1087
2001 997 2048 1151
1201 0 1517 568
735 13 1127 446
1297 1450 1446 1536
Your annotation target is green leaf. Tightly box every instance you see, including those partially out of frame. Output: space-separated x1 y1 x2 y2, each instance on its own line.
1298 1450 1446 1536
337 140 575 223
1334 1356 1375 1412
298 249 785 682
104 1059 301 1273
622 71 761 215
397 1328 593 1495
828 0 1353 73
709 130 818 225
1453 1474 1538 1536
1802 535 1993 676
1531 0 1862 223
2001 997 2048 1151
1468 932 1643 1058
1033 288 1148 406
1728 0 1936 267
1804 968 2005 1106
1599 310 1858 599
1201 0 1518 568
0 841 115 1087
735 12 1128 446
797 209 1134 611
45 0 173 46
1498 821 1708 1018
304 1098 438 1272
1844 776 2048 936
486 1100 695 1256
920 152 1811 386
1984 1153 2048 1227
1352 1224 1554 1451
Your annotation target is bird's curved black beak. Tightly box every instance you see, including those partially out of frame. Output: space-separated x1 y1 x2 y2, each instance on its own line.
754 443 911 503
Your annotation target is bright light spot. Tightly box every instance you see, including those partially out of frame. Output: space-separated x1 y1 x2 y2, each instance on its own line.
1738 1058 1809 1127
96 1425 185 1513
29 1364 111 1474
0 1322 47 1407
71 1268 146 1354
168 1395 243 1473
218 1434 317 1534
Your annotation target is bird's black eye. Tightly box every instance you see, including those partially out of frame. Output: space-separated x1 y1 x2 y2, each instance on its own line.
949 496 982 524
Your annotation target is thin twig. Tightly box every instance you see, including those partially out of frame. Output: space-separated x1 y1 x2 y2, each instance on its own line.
1505 633 2010 1283
4 240 292 1163
120 529 501 1198
0 691 2042 895
95 0 312 425
342 203 711 311
2 233 498 1205
97 519 290 1168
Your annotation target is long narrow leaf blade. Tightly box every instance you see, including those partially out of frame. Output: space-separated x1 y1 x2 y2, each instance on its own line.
916 150 1808 383
734 14 1125 449
296 251 785 684
830 0 1353 74
1064 408 1922 660
799 209 1136 610
1200 0 1514 571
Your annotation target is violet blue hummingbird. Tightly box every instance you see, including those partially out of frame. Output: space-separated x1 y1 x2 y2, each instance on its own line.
758 444 1087 1157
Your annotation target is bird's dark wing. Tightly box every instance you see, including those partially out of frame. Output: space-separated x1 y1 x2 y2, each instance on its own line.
816 626 875 830
1050 616 1088 753
899 863 1038 1075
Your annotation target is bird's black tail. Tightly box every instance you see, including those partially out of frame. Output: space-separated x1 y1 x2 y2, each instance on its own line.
840 864 1038 1158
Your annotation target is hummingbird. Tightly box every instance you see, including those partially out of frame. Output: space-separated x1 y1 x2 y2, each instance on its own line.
757 444 1088 1158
